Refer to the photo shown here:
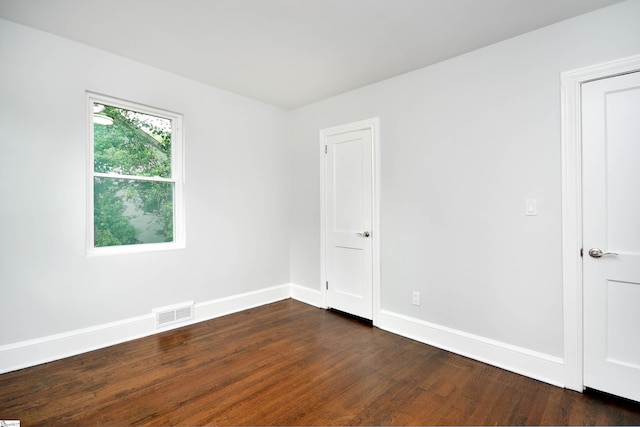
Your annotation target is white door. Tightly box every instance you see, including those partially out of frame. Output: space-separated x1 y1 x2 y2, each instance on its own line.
582 71 640 402
323 125 374 320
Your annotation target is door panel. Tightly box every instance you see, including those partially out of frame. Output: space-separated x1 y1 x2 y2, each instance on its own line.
333 246 365 298
334 139 364 232
582 71 640 402
606 87 640 253
325 128 373 319
606 280 640 368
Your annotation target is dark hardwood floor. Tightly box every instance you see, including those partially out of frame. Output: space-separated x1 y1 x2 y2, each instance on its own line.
1 299 639 426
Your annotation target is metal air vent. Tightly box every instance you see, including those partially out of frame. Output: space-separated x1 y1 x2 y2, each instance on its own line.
153 302 194 328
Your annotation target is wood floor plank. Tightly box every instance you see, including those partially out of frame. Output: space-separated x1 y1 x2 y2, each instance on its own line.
1 299 639 425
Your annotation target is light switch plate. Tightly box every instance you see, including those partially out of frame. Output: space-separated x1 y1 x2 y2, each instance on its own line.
525 199 538 216
412 291 421 306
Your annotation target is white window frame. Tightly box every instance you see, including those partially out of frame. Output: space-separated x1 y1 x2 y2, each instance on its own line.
86 92 185 256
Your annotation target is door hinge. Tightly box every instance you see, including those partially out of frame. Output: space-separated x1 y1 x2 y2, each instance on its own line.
324 145 327 154
326 281 328 290
580 248 583 257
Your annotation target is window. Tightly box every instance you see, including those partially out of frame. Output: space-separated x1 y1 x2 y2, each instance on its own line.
87 93 184 254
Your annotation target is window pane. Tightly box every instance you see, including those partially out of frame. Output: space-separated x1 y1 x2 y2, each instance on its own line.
94 177 174 247
93 103 172 178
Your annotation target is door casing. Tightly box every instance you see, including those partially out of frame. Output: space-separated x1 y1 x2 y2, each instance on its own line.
320 118 380 325
560 54 640 392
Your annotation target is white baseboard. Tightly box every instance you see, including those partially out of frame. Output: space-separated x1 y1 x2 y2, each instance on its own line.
290 283 324 308
195 284 291 320
0 284 566 389
0 284 290 374
376 309 565 388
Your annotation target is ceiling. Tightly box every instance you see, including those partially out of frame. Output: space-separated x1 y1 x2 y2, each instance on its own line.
0 0 624 109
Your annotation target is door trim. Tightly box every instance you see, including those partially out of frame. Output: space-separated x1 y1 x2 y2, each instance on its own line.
561 54 640 392
320 118 380 325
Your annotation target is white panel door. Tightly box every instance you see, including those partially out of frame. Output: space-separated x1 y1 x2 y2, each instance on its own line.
582 71 640 402
324 128 373 320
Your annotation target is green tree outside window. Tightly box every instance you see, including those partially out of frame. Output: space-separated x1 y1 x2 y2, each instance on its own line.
92 102 175 248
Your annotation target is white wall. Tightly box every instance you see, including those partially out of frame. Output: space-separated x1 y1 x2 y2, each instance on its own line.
2 1 640 386
0 19 290 350
288 0 640 382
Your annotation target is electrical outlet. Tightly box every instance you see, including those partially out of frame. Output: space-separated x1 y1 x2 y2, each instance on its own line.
412 291 421 306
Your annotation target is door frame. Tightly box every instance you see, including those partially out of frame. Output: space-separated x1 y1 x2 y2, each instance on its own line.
320 117 381 325
561 54 640 392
